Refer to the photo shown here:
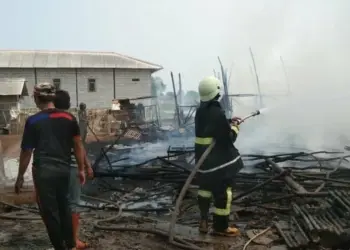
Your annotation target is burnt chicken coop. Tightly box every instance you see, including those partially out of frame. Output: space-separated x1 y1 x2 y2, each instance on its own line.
0 78 28 134
92 96 160 140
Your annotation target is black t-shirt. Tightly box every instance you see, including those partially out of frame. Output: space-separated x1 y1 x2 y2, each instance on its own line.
21 108 80 167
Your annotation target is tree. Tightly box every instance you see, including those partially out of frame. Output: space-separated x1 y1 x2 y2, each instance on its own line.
165 91 175 98
151 76 166 96
184 90 200 104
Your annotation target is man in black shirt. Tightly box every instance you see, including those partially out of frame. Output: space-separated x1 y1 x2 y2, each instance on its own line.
15 82 86 250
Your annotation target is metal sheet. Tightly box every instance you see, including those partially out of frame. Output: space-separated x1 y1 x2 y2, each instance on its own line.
0 78 27 96
0 50 162 71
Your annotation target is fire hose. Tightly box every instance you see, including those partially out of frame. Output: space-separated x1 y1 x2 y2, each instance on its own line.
91 191 203 250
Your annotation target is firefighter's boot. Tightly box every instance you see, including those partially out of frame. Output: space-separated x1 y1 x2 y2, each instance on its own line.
72 213 88 249
199 219 209 234
212 226 240 237
212 214 240 237
198 193 211 234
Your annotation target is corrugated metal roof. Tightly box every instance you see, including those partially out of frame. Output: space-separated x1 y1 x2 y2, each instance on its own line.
0 50 163 71
0 78 28 96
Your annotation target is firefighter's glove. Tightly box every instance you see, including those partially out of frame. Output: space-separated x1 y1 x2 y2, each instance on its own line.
231 116 242 126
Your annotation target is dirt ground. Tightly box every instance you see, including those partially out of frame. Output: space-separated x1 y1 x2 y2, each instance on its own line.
0 209 182 250
0 135 22 158
0 208 268 250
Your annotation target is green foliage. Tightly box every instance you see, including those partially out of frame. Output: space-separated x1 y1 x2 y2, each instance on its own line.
151 76 166 96
184 90 199 104
165 91 174 98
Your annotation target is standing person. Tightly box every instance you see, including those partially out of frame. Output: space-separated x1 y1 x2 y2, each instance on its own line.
54 90 94 249
78 103 88 143
195 76 243 236
15 82 86 250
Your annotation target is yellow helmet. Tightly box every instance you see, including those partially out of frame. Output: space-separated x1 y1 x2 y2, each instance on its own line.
198 76 221 102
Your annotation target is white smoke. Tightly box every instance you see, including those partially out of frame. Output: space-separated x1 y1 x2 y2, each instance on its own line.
222 0 350 154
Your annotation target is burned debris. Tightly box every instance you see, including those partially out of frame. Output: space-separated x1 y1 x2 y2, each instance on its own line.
84 129 350 250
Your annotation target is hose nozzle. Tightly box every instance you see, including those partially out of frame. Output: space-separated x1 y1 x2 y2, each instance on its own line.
237 109 262 124
252 110 261 116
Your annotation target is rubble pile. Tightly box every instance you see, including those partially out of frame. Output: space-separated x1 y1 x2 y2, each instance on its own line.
89 139 350 249
275 192 350 249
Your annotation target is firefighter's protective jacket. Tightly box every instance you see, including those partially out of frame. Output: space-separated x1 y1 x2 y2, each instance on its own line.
195 100 242 188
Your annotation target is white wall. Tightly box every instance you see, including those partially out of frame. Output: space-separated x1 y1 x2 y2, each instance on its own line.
0 68 153 108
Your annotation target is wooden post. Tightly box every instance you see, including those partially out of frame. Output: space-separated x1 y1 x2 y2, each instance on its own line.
171 72 181 128
0 140 6 181
249 47 263 108
266 159 307 193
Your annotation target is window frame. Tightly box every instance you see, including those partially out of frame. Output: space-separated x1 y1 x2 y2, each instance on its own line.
88 78 96 92
52 78 61 90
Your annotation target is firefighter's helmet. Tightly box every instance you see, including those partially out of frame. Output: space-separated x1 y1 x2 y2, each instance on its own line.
33 82 56 97
198 76 221 102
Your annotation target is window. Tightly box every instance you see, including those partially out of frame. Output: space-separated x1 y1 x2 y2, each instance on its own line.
88 79 96 92
132 78 140 82
53 79 61 90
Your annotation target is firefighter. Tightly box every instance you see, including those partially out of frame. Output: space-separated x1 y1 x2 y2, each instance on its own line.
195 76 243 236
15 82 86 250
